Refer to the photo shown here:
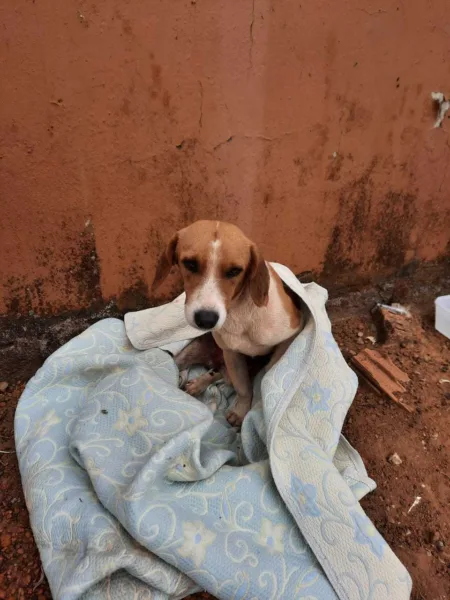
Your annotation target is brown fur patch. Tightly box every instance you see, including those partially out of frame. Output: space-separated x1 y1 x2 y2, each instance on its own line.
151 233 178 292
247 245 270 307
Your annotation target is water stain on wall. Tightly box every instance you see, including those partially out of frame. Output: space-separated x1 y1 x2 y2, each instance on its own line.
4 222 102 316
324 158 418 285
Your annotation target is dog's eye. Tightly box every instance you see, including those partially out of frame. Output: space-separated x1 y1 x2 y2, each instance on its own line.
182 259 199 273
225 266 243 279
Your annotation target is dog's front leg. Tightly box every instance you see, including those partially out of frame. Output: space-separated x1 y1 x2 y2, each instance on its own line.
264 334 297 372
223 349 252 428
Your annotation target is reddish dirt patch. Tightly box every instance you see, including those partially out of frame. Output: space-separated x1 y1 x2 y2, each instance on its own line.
336 310 450 600
0 307 449 599
0 383 48 600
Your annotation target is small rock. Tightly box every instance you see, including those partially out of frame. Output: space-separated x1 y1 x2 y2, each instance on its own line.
0 382 8 393
400 341 407 349
388 452 403 465
436 540 445 552
357 331 364 338
429 436 440 450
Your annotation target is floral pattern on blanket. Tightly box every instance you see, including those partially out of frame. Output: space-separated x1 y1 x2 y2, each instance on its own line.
15 274 412 600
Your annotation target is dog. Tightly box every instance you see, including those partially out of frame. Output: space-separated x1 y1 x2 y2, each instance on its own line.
151 220 305 427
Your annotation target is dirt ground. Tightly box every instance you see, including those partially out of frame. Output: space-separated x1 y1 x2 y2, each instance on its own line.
0 304 449 600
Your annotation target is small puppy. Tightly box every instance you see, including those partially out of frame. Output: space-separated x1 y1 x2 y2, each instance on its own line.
152 220 304 426
173 333 270 401
173 333 226 397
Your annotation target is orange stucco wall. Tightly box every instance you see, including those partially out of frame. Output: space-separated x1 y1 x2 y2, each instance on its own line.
1 0 449 316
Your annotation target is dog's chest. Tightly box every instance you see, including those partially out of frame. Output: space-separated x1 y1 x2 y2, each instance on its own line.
214 283 300 356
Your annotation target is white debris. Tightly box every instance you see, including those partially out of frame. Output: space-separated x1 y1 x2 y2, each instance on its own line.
431 92 450 128
407 496 422 514
439 379 450 384
376 303 410 316
388 452 403 466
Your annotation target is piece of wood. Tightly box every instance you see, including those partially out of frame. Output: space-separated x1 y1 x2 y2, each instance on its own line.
372 304 412 345
351 364 382 396
364 348 410 383
351 348 414 413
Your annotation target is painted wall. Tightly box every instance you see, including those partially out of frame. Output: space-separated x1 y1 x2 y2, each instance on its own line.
1 0 449 316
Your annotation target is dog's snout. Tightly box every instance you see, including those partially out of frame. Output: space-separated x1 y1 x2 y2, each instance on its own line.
194 310 219 330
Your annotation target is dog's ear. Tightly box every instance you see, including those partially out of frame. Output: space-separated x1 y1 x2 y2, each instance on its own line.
151 233 179 293
248 244 270 307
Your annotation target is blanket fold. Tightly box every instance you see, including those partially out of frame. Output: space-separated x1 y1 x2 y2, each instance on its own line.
15 263 411 600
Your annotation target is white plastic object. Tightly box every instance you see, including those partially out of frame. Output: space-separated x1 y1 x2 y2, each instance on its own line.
435 295 450 339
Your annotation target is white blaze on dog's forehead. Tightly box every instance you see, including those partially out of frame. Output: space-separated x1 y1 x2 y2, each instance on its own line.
204 237 221 285
210 238 221 256
208 238 221 282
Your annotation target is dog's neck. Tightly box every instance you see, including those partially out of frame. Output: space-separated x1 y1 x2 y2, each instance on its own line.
213 267 303 356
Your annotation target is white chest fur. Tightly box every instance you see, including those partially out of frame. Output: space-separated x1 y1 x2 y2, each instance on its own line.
213 272 302 357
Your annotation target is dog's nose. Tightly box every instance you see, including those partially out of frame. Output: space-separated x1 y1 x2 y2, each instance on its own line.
194 310 219 330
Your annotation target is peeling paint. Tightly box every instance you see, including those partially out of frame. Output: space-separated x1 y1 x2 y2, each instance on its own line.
431 92 450 128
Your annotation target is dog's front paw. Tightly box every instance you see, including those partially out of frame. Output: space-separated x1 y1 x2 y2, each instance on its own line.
226 400 251 428
184 377 209 397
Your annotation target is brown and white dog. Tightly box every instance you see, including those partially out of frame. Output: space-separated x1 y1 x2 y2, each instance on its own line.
151 220 304 427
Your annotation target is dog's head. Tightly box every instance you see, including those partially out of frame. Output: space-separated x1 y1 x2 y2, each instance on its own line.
151 220 270 331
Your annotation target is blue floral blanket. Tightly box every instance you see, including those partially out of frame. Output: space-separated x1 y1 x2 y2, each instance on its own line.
15 264 411 599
